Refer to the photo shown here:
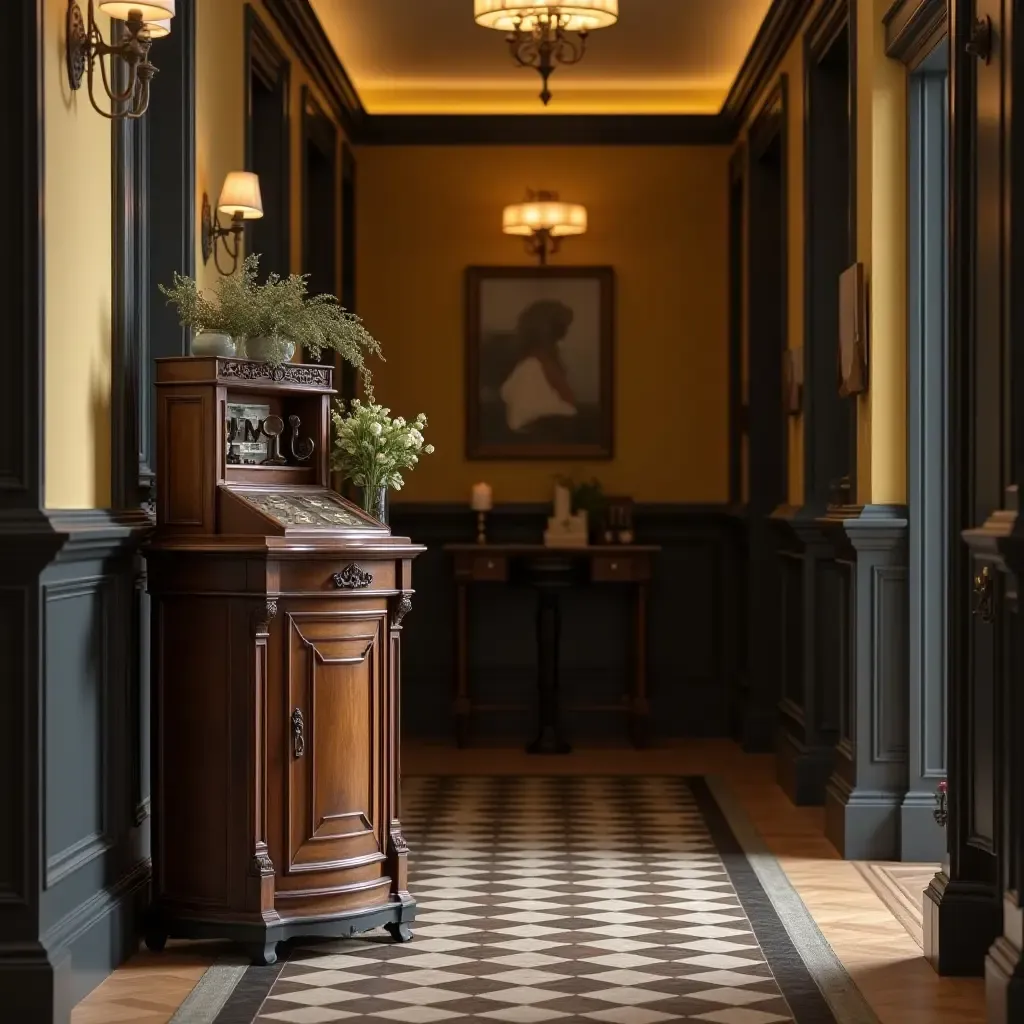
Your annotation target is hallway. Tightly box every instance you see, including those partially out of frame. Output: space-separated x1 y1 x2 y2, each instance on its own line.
72 745 984 1024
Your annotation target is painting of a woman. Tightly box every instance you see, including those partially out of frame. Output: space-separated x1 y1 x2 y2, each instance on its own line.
466 266 614 459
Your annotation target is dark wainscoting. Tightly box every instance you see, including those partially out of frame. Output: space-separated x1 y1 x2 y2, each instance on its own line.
391 503 744 744
0 511 152 1020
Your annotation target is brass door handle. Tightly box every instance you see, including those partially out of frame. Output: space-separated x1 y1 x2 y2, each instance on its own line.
291 707 305 758
972 565 995 623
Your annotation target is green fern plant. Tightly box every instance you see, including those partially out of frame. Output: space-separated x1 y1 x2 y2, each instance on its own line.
159 254 383 374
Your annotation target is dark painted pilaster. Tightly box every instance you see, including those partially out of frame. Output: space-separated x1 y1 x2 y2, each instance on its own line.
824 505 909 860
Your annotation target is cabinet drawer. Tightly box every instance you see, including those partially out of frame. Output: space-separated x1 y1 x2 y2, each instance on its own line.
591 554 634 582
277 559 396 593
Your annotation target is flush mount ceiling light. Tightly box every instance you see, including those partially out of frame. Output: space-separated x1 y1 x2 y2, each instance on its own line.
474 1 619 106
66 0 175 119
503 191 587 265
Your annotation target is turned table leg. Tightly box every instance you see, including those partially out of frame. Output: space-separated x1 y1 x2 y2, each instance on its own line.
528 586 572 755
455 582 470 746
631 582 651 747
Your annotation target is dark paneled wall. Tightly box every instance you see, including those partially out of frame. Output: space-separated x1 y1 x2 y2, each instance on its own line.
390 503 743 744
0 513 151 1019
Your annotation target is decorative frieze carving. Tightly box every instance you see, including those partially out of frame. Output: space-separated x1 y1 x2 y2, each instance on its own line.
218 359 331 389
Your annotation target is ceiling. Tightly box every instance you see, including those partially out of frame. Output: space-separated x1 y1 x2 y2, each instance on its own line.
308 0 774 116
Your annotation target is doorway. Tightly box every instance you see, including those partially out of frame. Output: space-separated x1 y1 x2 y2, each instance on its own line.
804 10 856 508
301 87 339 369
245 8 290 278
743 79 789 751
340 143 358 404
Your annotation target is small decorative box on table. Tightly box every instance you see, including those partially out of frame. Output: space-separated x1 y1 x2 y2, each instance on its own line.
146 357 423 965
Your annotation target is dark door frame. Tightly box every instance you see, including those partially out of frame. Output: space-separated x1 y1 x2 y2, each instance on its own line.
727 146 745 507
904 38 949 862
340 142 358 404
245 3 291 277
802 0 857 511
741 75 789 752
301 84 339 302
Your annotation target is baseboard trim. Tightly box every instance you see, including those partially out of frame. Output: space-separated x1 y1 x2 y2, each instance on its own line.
899 790 947 862
824 775 902 859
986 931 1024 1024
775 730 834 806
42 858 151 1009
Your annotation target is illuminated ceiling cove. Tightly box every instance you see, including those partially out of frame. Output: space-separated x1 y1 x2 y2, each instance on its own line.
308 0 774 116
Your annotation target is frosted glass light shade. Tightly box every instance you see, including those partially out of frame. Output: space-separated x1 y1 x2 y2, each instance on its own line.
99 0 176 21
217 172 264 220
503 200 587 237
474 0 618 33
144 18 172 38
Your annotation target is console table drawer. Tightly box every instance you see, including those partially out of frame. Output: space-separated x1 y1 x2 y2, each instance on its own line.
472 554 507 580
591 555 634 582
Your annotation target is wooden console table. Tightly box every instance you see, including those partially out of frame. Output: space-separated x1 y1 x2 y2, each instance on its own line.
445 544 660 751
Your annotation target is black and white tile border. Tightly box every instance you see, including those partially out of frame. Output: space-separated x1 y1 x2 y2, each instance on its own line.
171 777 879 1024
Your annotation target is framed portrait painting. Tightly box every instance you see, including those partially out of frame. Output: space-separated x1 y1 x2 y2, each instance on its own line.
465 266 615 460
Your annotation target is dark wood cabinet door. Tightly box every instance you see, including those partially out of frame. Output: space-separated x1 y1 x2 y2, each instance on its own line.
283 608 386 877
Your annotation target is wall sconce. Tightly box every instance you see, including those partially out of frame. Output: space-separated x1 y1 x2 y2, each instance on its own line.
201 172 264 275
502 190 587 265
66 0 175 120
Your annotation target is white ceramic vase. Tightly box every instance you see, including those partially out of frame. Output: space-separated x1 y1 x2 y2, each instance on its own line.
244 336 295 363
191 331 237 357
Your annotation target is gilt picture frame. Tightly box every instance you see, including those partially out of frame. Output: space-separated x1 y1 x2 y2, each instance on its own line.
465 266 615 460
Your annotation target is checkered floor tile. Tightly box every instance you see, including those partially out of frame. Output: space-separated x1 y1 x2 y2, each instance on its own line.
254 777 797 1023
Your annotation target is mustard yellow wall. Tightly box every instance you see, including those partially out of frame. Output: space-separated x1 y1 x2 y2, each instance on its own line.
735 0 910 508
43 0 113 509
354 145 731 504
195 0 346 294
856 0 907 504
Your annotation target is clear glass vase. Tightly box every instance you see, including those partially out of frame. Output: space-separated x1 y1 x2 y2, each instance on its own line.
360 485 389 525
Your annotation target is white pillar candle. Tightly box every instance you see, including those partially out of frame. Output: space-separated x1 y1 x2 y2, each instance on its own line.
471 482 493 511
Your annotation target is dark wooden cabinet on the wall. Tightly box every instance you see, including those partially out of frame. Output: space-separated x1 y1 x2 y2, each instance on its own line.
145 357 422 965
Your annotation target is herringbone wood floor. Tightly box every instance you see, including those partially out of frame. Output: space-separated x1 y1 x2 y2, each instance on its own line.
71 741 985 1024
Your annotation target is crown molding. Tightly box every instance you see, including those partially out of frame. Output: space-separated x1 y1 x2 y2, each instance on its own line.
267 0 807 146
722 0 815 131
883 0 947 64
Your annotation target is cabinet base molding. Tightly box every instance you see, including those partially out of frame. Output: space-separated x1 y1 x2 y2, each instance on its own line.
145 897 417 965
923 873 1001 976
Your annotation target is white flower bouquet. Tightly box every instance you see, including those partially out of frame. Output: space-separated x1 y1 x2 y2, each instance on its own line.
331 385 435 518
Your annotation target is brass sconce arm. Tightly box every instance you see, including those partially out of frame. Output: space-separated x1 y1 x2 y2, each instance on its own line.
202 195 246 276
66 0 167 120
201 172 264 275
524 228 561 266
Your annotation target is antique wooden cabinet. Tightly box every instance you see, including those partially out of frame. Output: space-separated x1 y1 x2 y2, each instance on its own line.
144 357 422 965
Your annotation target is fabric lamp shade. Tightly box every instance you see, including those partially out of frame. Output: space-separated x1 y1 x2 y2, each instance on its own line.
98 0 176 21
502 200 587 237
473 0 618 33
144 18 172 38
217 172 264 220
